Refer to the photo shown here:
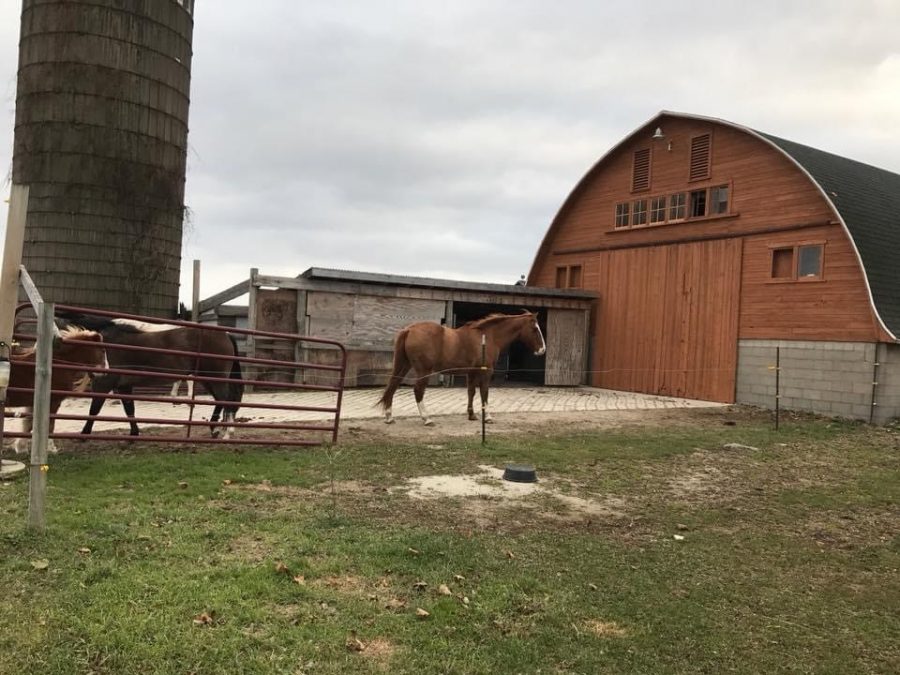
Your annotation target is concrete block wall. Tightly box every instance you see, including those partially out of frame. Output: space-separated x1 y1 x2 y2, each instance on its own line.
736 340 900 423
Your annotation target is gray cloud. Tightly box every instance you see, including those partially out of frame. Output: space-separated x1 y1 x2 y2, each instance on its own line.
2 0 899 301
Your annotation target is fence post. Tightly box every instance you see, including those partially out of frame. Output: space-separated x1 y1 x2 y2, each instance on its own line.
27 301 54 530
774 346 780 431
481 334 486 445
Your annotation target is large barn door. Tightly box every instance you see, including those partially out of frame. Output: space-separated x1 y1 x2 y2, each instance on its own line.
545 309 588 385
594 238 742 402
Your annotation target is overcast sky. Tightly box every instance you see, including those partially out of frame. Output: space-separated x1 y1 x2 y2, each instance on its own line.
2 1 899 305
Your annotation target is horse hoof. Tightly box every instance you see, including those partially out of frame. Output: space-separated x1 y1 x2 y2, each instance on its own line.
468 414 477 421
423 419 435 427
384 418 395 425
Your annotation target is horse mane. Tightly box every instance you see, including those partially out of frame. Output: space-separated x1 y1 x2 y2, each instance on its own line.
462 311 532 330
14 327 100 359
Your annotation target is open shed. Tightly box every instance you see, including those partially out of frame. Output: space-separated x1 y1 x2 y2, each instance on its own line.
198 267 595 387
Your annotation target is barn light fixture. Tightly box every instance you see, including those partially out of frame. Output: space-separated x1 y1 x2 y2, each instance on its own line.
651 127 665 139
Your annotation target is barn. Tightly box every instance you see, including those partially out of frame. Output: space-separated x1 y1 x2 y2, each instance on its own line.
528 110 900 423
198 267 595 388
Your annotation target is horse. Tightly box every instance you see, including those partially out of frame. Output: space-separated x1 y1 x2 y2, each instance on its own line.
6 327 108 454
56 313 243 439
377 310 547 426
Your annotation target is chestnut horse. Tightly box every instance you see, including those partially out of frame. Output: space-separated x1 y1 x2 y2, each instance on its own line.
56 313 243 439
378 311 546 425
7 328 107 454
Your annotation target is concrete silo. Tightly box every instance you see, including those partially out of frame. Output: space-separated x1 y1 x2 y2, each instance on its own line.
12 0 196 316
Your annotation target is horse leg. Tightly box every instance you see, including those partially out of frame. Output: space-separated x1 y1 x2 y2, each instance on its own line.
119 387 140 436
14 409 31 454
413 374 433 426
80 393 106 435
466 374 478 421
378 330 412 424
479 372 494 424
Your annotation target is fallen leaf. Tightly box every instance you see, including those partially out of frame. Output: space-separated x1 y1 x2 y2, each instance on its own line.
222 479 232 486
30 559 49 571
192 611 215 626
178 481 188 489
588 583 598 591
453 574 466 582
76 547 91 555
407 547 420 555
505 550 515 559
437 584 452 596
346 636 366 652
274 561 290 575
673 534 685 541
385 598 407 610
462 596 470 605
416 608 430 619
676 523 689 531
292 575 306 585
413 581 428 590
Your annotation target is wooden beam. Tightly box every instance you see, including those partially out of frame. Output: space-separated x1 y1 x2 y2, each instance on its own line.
0 185 29 348
197 279 251 314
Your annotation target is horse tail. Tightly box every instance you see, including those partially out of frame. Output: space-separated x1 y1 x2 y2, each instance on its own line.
377 328 411 411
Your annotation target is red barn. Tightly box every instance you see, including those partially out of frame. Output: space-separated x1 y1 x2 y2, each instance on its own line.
528 111 900 422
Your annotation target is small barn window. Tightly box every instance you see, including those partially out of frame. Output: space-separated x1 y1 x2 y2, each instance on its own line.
689 133 711 181
771 248 794 279
615 202 630 228
798 245 823 278
555 264 583 289
689 189 707 218
633 199 648 225
632 148 651 192
669 193 686 220
709 185 729 214
649 197 666 223
770 243 825 281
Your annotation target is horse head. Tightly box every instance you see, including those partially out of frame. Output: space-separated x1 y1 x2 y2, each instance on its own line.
517 311 546 356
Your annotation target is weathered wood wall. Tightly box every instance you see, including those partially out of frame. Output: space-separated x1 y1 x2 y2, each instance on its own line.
13 0 194 317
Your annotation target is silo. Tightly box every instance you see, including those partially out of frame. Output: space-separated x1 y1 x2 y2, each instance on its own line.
12 0 195 317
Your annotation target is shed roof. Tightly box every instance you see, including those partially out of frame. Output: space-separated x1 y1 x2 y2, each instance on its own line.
300 267 597 300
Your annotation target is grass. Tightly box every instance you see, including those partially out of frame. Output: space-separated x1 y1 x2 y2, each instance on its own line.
0 408 898 674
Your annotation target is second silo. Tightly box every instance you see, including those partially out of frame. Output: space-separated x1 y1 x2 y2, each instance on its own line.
12 0 195 316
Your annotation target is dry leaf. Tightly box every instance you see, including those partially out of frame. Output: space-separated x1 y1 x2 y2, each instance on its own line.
413 580 428 590
462 596 470 605
222 479 232 486
192 611 215 626
416 608 430 619
673 534 685 541
178 481 188 489
292 575 306 585
274 561 290 575
453 574 466 581
588 583 598 591
346 636 366 652
30 559 49 571
407 547 420 555
437 584 452 596
385 598 407 610
77 547 91 555
505 550 515 559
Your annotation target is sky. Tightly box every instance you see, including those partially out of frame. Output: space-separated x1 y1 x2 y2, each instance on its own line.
2 0 900 306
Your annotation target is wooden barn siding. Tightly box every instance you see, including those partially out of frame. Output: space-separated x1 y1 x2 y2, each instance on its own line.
531 117 885 401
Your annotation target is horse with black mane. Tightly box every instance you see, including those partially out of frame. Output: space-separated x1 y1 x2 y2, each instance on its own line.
56 313 243 439
378 311 546 426
6 327 107 454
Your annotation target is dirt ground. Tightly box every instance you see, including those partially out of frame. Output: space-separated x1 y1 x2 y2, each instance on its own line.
338 406 755 445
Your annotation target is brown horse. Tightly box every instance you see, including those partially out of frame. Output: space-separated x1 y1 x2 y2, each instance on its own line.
7 327 107 454
378 311 546 425
56 313 244 439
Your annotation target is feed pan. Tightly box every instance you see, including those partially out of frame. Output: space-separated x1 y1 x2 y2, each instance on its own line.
502 463 537 483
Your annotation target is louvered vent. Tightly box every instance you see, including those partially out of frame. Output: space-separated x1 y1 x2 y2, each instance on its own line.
632 148 650 191
689 134 711 181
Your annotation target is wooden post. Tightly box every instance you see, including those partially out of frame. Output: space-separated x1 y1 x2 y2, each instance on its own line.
191 259 201 322
481 334 486 445
27 301 54 530
0 185 29 346
245 268 258 392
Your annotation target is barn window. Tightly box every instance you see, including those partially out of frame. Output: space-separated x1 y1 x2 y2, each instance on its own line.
689 133 711 181
555 264 583 289
649 197 666 223
633 199 648 225
615 202 630 228
798 245 823 278
709 185 729 214
632 148 651 192
689 189 707 217
770 243 825 281
669 193 686 220
771 248 794 279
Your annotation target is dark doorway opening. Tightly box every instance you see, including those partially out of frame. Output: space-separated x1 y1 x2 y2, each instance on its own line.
451 302 546 386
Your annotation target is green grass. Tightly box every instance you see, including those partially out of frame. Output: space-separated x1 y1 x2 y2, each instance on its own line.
0 409 897 674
